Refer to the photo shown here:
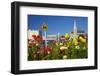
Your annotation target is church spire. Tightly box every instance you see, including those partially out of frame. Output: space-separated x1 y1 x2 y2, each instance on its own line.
73 20 77 37
74 20 77 30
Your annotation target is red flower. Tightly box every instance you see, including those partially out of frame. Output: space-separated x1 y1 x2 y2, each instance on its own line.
36 35 43 43
47 46 52 51
37 35 42 40
52 40 56 45
28 43 32 48
37 35 41 38
32 35 42 41
43 46 52 54
32 35 37 40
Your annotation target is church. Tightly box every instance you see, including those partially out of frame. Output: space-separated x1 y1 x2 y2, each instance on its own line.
70 20 86 38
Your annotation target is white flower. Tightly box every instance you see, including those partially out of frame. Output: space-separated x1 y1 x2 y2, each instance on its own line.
63 55 67 59
60 46 68 50
59 43 63 46
47 51 50 54
36 43 39 46
64 47 68 49
75 46 80 49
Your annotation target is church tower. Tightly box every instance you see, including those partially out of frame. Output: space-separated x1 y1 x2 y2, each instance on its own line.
73 20 77 37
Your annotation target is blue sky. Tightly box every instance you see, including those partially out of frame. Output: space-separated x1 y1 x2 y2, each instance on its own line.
28 15 88 35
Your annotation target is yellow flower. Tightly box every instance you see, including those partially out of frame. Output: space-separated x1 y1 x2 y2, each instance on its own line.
67 42 71 47
79 36 83 40
72 37 78 45
79 36 86 43
74 41 79 45
65 33 69 39
82 38 86 43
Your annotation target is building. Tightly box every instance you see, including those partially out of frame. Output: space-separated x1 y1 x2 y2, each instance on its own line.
70 20 86 38
28 29 42 40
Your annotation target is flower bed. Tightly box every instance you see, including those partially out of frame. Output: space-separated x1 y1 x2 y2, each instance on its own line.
28 33 88 61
